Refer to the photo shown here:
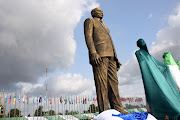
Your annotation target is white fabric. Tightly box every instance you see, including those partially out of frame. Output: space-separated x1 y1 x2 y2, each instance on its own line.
27 117 48 120
168 65 180 92
93 109 157 120
93 109 123 120
147 114 157 120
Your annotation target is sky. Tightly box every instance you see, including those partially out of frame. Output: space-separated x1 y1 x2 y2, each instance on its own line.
0 0 180 100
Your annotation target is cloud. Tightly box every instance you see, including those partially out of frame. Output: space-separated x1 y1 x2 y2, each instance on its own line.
150 4 180 62
17 73 95 95
147 13 152 19
0 0 99 90
118 4 180 98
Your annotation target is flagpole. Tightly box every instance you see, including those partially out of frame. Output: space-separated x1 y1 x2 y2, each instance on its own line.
48 96 49 117
33 93 34 120
51 95 52 120
58 95 59 120
3 89 5 119
37 95 38 120
14 92 16 118
44 95 45 118
19 93 20 120
54 95 56 119
46 68 48 107
9 92 11 119
23 93 25 119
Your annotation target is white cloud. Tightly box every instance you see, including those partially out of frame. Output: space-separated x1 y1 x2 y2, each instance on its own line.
17 73 95 95
0 0 99 89
147 13 152 19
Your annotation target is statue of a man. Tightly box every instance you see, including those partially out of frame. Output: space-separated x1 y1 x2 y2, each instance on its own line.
84 7 128 114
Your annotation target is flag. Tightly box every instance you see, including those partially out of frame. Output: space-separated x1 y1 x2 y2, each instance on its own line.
33 96 34 103
85 97 87 104
8 93 11 104
26 93 29 104
44 96 46 104
83 98 85 104
92 97 97 104
68 97 71 104
13 93 16 104
64 98 67 104
60 96 63 103
39 96 42 103
36 96 39 103
54 96 56 104
23 95 25 104
18 94 20 103
76 97 77 104
49 98 51 104
4 95 7 103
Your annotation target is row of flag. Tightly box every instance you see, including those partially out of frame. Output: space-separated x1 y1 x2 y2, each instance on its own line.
0 93 98 105
120 97 143 102
0 93 143 105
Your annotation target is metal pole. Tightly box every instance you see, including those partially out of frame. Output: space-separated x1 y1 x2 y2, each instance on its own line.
14 92 16 119
46 68 48 107
3 89 5 119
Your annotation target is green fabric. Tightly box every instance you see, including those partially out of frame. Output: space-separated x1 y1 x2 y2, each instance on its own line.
45 116 65 120
94 113 99 116
177 61 180 70
137 108 144 112
73 114 89 119
135 39 180 120
163 51 177 65
125 109 136 113
0 118 27 120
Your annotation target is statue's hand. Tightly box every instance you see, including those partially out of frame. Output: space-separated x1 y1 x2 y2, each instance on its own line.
117 61 122 71
91 53 102 66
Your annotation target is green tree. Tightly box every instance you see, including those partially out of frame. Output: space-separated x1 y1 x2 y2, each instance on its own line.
7 108 22 117
48 110 56 116
88 104 98 113
34 106 44 116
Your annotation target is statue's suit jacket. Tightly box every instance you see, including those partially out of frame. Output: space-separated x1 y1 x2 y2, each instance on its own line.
84 17 119 64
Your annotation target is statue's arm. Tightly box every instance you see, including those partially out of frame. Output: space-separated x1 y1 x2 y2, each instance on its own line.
84 18 96 55
84 18 102 66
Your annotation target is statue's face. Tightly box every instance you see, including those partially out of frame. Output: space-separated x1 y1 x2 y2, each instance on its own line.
92 8 103 19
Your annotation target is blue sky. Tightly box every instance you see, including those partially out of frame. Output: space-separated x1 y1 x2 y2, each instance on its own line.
0 0 180 97
68 0 179 79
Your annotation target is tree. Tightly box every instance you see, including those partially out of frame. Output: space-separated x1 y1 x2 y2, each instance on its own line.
7 108 22 117
34 106 44 116
48 110 56 116
88 104 98 113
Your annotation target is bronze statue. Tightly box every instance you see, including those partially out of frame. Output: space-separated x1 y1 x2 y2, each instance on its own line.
84 7 128 114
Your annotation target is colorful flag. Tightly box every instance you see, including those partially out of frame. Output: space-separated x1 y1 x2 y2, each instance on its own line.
36 96 39 103
60 96 63 103
33 96 34 103
18 94 20 103
26 93 29 104
92 97 97 104
5 95 7 103
13 93 16 104
64 98 67 104
39 96 42 103
83 98 85 104
23 95 25 104
54 96 56 104
44 96 46 104
49 98 51 104
85 97 87 104
8 93 11 104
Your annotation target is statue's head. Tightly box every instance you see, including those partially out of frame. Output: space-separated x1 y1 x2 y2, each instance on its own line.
91 7 103 19
137 38 149 53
